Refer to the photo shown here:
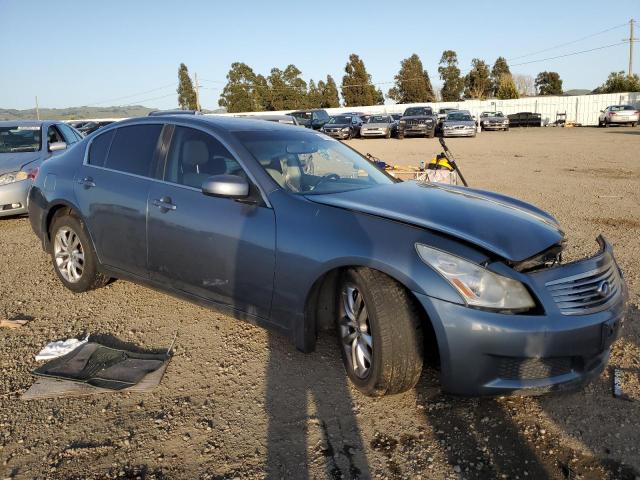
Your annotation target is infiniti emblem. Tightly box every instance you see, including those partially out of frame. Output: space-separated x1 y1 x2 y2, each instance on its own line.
596 281 610 298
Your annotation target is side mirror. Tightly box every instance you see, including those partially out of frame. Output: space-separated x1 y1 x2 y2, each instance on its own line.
202 175 249 199
49 142 67 152
599 110 604 113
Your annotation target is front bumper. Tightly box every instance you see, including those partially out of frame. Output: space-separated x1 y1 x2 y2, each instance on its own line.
322 130 350 139
400 124 434 136
443 128 475 137
0 179 31 217
482 123 509 130
415 237 628 396
360 129 387 137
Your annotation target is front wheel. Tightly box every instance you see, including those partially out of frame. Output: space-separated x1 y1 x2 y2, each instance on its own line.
337 268 424 396
50 214 110 293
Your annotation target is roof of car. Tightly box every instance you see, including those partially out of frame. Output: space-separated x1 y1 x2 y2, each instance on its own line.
112 114 305 133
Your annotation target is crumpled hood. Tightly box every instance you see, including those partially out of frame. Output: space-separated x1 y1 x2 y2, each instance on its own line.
482 116 507 122
0 152 42 175
323 123 350 129
306 181 564 262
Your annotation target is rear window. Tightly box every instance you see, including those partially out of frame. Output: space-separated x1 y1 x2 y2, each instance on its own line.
88 129 115 167
610 105 636 111
104 124 162 177
404 107 432 116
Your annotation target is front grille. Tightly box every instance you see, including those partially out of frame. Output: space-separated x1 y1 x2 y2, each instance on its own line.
545 262 621 315
498 357 572 380
407 119 426 126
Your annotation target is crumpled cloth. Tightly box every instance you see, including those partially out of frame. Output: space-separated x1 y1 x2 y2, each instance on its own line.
35 335 89 361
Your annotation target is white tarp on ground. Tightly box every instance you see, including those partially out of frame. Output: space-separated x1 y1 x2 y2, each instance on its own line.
214 92 640 127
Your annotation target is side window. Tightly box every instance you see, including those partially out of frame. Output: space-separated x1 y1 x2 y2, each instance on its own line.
57 124 79 145
47 126 64 145
87 129 116 167
104 124 162 177
164 126 243 189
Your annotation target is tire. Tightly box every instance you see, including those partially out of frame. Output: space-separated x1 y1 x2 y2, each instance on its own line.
604 120 610 128
427 130 435 138
385 129 391 139
398 133 404 140
337 268 424 396
49 213 110 293
632 122 637 127
598 120 603 128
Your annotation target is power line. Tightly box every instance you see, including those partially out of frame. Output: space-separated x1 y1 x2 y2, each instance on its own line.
117 91 177 107
507 22 628 61
84 82 177 106
509 41 627 67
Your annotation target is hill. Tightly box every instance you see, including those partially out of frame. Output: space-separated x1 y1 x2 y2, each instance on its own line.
0 105 155 121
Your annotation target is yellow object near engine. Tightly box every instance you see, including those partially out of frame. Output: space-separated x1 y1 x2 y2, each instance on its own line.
428 155 454 171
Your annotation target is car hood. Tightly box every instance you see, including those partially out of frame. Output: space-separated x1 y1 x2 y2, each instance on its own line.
401 115 434 121
324 123 350 128
482 116 507 122
444 120 475 127
362 123 390 128
306 181 564 262
0 151 42 175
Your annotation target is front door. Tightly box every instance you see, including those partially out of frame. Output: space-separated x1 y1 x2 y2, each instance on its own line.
147 125 275 319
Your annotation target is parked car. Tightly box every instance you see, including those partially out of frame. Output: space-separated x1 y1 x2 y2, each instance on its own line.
480 111 510 131
289 109 330 130
398 106 436 139
68 121 88 130
360 114 396 139
78 121 115 136
598 105 639 127
436 108 458 129
442 111 477 137
0 120 82 217
249 114 300 126
507 112 542 128
321 114 363 139
28 115 627 397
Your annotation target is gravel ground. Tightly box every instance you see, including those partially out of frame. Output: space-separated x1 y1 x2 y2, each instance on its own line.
0 126 639 480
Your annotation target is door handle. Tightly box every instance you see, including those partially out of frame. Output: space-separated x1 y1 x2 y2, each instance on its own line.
77 177 95 188
152 198 177 211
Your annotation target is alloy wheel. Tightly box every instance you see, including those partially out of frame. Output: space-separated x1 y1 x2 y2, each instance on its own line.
339 284 373 378
53 226 85 283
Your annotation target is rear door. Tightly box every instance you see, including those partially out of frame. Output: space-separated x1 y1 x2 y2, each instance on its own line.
146 125 276 318
74 123 164 277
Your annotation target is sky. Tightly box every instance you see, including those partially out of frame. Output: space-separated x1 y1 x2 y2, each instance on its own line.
0 0 638 110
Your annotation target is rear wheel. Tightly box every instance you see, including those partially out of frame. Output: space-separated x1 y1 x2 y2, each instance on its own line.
337 268 423 396
50 214 110 293
631 122 637 127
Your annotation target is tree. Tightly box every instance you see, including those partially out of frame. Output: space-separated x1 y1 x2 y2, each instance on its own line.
513 74 536 97
307 79 322 108
464 58 492 99
595 71 640 93
341 54 380 106
321 75 340 108
438 50 464 101
177 63 198 110
535 71 563 95
496 74 520 99
218 62 263 113
263 65 308 111
491 57 511 96
387 54 435 104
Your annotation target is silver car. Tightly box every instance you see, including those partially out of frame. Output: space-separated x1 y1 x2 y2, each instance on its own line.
480 111 510 131
442 111 477 137
360 114 396 138
598 105 639 127
0 121 82 217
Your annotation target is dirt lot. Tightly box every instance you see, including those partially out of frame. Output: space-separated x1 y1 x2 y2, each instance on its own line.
1 127 639 480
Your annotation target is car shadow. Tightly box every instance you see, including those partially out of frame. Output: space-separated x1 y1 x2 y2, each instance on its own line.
605 130 640 135
265 332 370 478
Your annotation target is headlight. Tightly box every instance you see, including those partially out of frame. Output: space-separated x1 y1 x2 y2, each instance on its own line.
0 171 29 186
341 127 349 132
416 244 535 310
399 120 406 125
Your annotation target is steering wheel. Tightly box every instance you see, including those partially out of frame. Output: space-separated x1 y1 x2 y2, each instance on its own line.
313 173 340 190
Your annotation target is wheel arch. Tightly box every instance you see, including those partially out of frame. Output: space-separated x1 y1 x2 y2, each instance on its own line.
44 201 100 262
301 261 441 367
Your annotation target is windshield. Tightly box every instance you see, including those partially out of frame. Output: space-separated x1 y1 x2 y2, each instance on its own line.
403 107 432 116
439 108 454 114
328 116 352 124
235 129 394 195
481 111 503 117
610 105 635 111
367 115 390 123
290 112 312 125
0 126 42 153
446 112 473 121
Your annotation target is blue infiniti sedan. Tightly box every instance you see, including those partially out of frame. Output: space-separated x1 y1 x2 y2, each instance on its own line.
27 115 628 396
0 120 83 217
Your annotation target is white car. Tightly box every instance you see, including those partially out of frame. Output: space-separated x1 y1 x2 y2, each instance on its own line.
598 105 639 127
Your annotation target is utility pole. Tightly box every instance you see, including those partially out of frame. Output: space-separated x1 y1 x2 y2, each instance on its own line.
624 18 638 76
35 96 40 120
193 72 201 111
